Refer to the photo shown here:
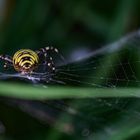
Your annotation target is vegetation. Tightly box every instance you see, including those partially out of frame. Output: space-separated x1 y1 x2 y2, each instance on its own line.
0 0 140 140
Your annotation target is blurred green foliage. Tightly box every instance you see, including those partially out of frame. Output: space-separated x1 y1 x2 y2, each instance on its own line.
0 0 140 140
0 0 139 54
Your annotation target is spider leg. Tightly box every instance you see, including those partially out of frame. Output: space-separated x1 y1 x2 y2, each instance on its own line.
35 47 66 83
36 49 56 74
43 56 56 74
36 46 65 64
46 56 56 73
0 55 13 69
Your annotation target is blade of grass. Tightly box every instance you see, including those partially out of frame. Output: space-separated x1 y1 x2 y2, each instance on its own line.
0 82 140 100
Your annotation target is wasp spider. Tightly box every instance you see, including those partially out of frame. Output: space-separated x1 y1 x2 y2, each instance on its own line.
0 47 64 82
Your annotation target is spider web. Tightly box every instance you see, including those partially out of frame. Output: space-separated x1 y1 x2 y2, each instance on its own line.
53 29 140 88
48 29 140 139
46 29 140 139
0 29 140 88
1 29 140 139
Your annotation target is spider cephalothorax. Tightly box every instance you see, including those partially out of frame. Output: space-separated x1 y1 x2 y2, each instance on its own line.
0 47 60 75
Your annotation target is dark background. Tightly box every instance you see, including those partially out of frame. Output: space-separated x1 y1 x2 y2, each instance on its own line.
1 0 140 56
0 0 140 140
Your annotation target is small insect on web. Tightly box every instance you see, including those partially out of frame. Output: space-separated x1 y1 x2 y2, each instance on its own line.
0 46 66 84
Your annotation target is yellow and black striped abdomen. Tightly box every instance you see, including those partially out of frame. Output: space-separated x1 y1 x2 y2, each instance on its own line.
13 49 39 73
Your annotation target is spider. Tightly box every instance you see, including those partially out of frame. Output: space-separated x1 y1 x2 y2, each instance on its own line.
0 47 64 82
